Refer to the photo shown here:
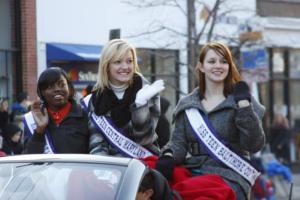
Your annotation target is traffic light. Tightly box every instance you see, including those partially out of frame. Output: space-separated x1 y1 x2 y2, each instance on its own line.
109 29 121 40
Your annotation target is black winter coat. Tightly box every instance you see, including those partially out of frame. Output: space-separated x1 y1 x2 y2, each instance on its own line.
23 102 90 154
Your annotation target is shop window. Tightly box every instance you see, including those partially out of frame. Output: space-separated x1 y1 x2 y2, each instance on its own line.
273 80 286 116
258 82 270 126
0 51 13 100
272 49 285 75
137 48 179 124
137 49 151 76
0 52 8 98
257 0 300 18
289 50 300 78
289 80 300 126
0 0 14 101
155 50 178 122
0 0 12 49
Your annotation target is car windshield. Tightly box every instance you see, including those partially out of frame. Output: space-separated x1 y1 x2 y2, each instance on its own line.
0 162 125 200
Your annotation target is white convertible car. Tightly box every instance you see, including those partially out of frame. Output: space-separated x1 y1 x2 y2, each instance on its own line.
0 154 173 200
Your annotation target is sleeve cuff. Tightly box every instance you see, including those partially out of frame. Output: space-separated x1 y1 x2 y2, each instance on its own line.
31 131 45 142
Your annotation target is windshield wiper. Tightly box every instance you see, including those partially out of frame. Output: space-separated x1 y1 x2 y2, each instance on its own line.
16 162 53 168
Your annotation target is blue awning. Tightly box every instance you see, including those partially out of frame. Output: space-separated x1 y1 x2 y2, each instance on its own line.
46 42 102 62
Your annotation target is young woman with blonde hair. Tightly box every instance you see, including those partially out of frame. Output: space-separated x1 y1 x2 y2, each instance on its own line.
82 39 164 157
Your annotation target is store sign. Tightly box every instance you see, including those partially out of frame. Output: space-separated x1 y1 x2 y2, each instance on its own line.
68 68 97 82
78 71 97 81
240 45 269 82
240 48 267 69
239 31 262 43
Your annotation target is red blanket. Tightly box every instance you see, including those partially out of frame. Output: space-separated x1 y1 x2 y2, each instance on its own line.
142 156 236 200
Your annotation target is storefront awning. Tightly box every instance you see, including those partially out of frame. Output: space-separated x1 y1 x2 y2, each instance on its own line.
46 42 102 62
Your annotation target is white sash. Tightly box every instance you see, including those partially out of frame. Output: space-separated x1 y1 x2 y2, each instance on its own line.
23 112 54 154
185 108 260 186
81 94 153 158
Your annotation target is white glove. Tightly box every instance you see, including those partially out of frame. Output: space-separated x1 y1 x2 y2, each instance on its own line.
135 80 165 106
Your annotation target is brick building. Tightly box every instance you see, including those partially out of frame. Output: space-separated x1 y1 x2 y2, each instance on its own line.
0 0 37 103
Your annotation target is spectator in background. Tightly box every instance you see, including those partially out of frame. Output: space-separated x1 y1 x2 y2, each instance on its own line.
0 134 6 157
82 84 94 98
1 123 23 155
135 168 175 200
269 113 292 165
155 96 171 148
0 99 9 133
10 92 31 129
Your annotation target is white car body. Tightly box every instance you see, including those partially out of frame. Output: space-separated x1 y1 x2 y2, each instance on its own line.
0 154 147 200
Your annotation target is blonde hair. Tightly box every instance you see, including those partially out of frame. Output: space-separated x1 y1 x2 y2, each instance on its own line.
94 39 140 91
197 41 241 99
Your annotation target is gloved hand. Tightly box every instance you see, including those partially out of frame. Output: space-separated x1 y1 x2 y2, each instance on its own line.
156 154 175 180
135 79 165 106
233 81 251 103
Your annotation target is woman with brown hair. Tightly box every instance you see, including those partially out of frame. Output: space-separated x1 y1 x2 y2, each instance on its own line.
155 41 265 200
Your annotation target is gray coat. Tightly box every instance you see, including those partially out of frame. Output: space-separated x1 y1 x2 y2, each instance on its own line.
163 88 265 199
88 75 160 156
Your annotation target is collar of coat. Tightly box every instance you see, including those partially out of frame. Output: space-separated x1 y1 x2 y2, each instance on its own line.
48 101 84 123
173 88 237 117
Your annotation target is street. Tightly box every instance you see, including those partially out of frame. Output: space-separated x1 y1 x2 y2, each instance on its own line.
275 170 300 200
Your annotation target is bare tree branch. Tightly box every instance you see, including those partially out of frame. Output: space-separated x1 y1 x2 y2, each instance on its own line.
122 0 188 17
122 0 176 8
207 0 222 42
173 0 187 16
124 27 165 38
161 25 188 37
124 0 250 92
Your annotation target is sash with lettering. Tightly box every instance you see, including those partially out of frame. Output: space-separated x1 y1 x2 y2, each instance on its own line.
185 108 260 186
22 112 55 154
81 94 153 158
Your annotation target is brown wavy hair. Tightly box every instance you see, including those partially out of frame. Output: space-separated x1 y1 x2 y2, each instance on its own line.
197 41 241 100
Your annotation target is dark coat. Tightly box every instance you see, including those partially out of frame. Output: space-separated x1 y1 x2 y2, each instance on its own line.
0 110 9 133
1 123 23 155
269 125 291 163
2 139 23 155
23 102 90 154
155 97 171 148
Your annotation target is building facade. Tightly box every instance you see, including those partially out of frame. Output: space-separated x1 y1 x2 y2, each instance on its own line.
3 0 300 160
0 0 37 103
256 0 300 128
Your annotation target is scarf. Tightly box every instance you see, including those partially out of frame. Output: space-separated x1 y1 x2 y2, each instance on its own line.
92 74 142 128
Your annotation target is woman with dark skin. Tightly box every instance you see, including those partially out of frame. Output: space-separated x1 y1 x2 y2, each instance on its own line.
23 67 89 154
